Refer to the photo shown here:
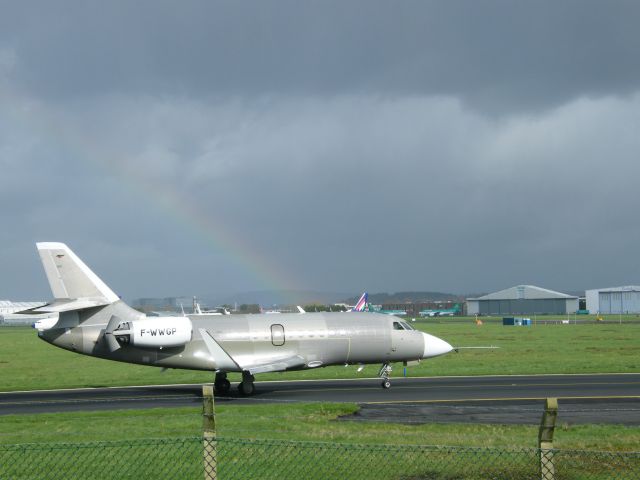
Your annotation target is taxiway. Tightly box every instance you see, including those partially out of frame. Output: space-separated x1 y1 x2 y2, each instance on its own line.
1 373 639 424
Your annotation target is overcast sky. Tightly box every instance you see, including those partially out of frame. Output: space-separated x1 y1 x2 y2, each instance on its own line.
1 1 640 302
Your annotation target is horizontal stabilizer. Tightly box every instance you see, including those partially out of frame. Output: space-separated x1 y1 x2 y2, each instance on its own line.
8 306 47 315
31 299 113 313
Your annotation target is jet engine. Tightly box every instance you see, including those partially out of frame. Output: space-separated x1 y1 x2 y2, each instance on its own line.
105 316 192 350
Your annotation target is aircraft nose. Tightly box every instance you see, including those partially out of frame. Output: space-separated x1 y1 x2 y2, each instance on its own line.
422 332 453 358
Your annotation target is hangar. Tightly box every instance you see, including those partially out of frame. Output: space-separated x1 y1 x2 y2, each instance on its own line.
585 286 640 314
466 285 578 316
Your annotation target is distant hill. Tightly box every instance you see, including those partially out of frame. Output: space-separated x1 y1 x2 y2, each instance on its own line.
343 291 464 305
216 290 353 307
217 290 468 307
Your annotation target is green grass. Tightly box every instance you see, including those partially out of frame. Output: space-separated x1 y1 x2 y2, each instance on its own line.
418 314 640 324
2 321 639 478
420 321 640 376
3 437 635 480
2 404 639 479
1 322 639 391
2 404 640 452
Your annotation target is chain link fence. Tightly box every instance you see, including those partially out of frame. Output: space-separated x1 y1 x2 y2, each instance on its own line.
1 436 639 479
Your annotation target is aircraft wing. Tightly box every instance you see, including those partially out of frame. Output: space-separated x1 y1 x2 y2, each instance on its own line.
241 355 307 375
199 329 307 374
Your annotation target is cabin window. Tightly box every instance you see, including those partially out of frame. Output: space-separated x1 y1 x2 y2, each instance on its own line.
271 324 285 346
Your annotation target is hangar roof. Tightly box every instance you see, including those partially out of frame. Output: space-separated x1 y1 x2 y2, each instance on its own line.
467 285 577 301
586 286 640 293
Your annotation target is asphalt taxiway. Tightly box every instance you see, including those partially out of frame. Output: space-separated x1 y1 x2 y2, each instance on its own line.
1 373 639 425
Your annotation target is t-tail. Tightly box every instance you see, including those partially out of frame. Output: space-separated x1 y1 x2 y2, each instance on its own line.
351 292 368 312
34 242 192 354
35 242 120 313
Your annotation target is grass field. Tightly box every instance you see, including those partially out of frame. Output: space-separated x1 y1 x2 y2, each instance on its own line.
2 403 640 451
1 321 638 391
1 321 639 467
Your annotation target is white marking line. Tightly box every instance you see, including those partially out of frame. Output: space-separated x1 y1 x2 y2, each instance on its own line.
2 372 639 395
0 394 193 407
362 395 640 405
263 380 640 396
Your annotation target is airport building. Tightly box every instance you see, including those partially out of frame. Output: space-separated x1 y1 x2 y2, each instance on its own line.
585 286 640 314
466 285 578 316
0 300 50 326
381 301 463 316
132 297 193 313
0 300 46 315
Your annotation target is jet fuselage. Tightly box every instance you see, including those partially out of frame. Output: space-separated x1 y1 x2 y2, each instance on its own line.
39 301 449 373
32 242 453 393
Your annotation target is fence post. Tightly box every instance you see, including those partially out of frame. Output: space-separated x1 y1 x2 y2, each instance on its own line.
538 397 558 480
203 384 216 480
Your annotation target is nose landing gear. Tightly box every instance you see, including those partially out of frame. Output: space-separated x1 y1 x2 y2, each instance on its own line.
378 363 392 389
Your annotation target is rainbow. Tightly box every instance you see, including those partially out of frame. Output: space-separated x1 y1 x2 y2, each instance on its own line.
3 87 301 297
132 181 301 296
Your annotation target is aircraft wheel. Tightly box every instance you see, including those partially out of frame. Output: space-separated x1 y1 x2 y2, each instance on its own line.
215 379 231 394
239 381 255 396
381 380 391 389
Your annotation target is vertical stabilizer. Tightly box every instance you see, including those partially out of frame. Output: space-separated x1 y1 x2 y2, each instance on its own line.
351 292 368 312
36 242 119 306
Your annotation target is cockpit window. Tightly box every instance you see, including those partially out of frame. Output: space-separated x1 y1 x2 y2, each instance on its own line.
393 321 415 331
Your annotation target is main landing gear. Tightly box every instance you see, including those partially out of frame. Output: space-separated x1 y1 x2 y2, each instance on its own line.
238 371 255 396
214 372 231 394
378 363 392 389
214 371 256 396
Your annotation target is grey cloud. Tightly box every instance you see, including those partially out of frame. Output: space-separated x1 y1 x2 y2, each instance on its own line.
1 2 640 302
2 1 640 113
11 92 635 294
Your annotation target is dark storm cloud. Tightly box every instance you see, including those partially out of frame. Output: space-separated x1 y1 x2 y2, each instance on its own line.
3 1 640 112
1 1 640 301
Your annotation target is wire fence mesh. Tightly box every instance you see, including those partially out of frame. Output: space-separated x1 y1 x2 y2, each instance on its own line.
1 436 639 480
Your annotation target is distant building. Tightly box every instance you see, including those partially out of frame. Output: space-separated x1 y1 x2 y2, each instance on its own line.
132 297 192 313
466 285 578 315
0 300 51 326
382 301 464 316
0 300 46 315
585 286 640 314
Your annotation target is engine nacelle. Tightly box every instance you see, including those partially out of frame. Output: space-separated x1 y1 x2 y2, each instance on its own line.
113 316 193 348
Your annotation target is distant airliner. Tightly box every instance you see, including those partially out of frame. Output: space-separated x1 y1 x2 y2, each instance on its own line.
30 243 453 395
368 304 408 316
350 292 368 311
420 304 462 317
